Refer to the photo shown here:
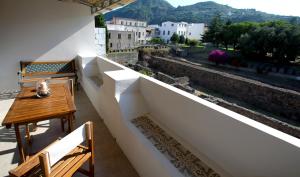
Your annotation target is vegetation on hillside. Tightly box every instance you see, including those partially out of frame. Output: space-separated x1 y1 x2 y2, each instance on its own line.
105 0 300 25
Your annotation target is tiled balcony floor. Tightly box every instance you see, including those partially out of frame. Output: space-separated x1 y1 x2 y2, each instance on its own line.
0 88 139 177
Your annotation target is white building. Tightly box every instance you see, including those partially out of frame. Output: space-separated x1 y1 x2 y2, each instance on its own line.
106 17 147 47
157 21 206 43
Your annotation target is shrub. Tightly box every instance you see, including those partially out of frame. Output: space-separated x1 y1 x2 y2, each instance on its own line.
150 37 164 44
208 50 229 65
189 39 199 47
139 69 153 76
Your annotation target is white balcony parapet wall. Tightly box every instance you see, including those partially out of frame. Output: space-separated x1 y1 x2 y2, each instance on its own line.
78 55 300 177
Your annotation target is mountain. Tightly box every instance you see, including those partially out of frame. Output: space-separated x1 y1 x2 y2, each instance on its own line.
105 0 299 25
105 0 174 24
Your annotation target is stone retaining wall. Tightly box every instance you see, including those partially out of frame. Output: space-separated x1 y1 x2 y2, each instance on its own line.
107 51 138 65
148 56 300 122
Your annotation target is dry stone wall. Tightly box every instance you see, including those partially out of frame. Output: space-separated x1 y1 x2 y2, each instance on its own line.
148 56 300 122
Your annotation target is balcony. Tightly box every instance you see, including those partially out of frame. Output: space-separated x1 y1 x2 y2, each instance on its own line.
0 1 300 177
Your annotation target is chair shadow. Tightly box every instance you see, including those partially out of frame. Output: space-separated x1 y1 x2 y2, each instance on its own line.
0 118 67 165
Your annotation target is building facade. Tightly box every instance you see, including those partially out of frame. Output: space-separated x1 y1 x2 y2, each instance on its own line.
106 17 148 50
157 21 206 43
108 30 135 50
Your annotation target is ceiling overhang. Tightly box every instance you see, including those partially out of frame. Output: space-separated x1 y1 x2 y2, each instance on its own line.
60 0 136 14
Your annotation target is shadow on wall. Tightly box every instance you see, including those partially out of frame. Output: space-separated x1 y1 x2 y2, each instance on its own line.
0 0 96 90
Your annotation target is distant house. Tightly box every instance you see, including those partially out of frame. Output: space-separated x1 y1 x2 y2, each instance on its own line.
156 21 206 43
108 30 135 50
106 17 148 50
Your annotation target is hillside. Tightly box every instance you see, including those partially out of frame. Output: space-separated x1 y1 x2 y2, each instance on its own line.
105 0 299 24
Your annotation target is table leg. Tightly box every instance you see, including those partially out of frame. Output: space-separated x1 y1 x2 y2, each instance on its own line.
67 114 73 133
14 124 25 163
61 118 65 132
25 124 32 145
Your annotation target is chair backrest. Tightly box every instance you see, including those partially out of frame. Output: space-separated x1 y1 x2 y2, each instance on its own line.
39 122 93 175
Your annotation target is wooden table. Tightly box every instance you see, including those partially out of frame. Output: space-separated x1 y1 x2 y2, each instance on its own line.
1 83 76 163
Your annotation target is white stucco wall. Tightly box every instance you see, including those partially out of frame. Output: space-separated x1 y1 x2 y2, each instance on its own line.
107 24 147 44
187 23 205 40
0 0 96 91
79 56 300 177
139 76 300 177
158 21 205 42
95 28 106 56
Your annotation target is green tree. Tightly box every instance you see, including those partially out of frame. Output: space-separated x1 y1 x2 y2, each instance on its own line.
179 35 185 44
95 14 105 28
202 14 224 47
185 38 190 45
170 33 180 44
237 20 300 63
229 22 258 50
220 20 232 50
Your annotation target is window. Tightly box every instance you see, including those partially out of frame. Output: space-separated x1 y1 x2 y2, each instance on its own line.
130 22 132 26
121 21 124 25
171 23 174 26
128 34 131 39
118 33 121 39
135 22 137 26
138 32 141 38
189 32 191 35
110 43 113 48
108 33 111 39
163 30 165 35
168 31 170 35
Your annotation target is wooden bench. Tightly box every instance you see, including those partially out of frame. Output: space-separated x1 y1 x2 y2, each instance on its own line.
18 60 78 88
9 121 94 177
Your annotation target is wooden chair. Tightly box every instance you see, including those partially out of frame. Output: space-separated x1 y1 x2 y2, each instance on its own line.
9 121 94 177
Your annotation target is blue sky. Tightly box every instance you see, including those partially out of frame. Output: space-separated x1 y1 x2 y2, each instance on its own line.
166 0 300 16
